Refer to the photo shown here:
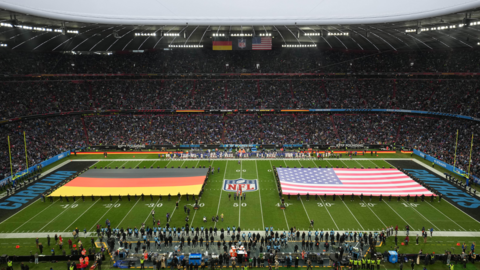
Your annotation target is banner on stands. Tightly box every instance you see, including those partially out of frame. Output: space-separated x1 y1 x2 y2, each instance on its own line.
413 149 479 184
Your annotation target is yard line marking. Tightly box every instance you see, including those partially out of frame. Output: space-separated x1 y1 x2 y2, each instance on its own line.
353 159 364 168
195 160 200 168
269 160 289 229
310 160 339 230
144 197 162 225
367 160 378 168
38 201 82 232
360 196 387 228
214 161 228 227
12 199 59 232
425 201 466 231
341 200 364 230
318 196 339 230
191 161 218 226
382 200 415 231
325 160 334 167
382 159 440 230
117 161 130 168
254 160 265 230
299 197 312 224
239 160 242 227
118 198 141 228
408 158 480 226
340 159 349 167
64 199 99 232
400 198 440 230
180 160 186 168
169 196 179 224
89 199 120 232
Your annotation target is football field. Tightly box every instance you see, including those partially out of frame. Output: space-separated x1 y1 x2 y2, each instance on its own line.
1 157 479 235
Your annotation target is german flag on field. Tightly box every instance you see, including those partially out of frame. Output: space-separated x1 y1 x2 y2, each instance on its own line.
49 168 208 196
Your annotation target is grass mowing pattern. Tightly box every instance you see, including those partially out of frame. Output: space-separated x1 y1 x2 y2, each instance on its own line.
1 158 479 234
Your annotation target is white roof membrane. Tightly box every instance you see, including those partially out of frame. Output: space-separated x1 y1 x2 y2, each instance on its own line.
1 0 480 25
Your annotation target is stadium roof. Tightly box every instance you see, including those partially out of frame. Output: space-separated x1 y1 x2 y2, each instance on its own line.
0 1 480 51
1 0 479 25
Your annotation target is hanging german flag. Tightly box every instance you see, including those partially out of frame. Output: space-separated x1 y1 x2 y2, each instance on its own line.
49 168 208 196
212 41 232 50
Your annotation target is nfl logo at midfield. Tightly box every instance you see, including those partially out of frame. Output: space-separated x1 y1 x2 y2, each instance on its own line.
223 179 258 192
238 39 246 49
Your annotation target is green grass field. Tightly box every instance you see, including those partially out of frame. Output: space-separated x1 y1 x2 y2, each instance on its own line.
1 155 479 235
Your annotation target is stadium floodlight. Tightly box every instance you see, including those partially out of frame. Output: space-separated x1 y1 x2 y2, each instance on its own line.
135 32 156 36
327 32 349 36
0 22 13 27
282 44 316 48
212 33 225 37
0 43 7 47
168 44 203 48
67 30 79 34
164 33 180 36
259 33 272 36
304 32 321 36
230 33 252 37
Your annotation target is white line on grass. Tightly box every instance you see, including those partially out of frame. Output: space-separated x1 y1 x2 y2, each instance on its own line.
407 158 480 226
425 201 466 231
89 199 120 232
269 160 289 229
214 161 228 227
382 200 415 231
144 197 162 225
254 160 265 230
341 200 364 230
340 159 349 167
239 160 242 227
118 198 141 227
360 197 387 228
382 159 441 230
12 199 59 232
367 160 378 168
299 197 312 223
353 159 364 168
325 160 333 167
64 199 99 232
0 198 41 225
38 200 82 232
310 160 340 230
195 160 200 168
190 161 217 227
400 198 440 230
318 196 339 230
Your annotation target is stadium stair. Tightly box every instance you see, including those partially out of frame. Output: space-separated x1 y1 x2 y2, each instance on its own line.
81 116 90 145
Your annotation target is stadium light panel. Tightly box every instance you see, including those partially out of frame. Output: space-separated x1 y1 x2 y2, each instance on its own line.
212 33 225 37
0 43 7 47
327 32 349 36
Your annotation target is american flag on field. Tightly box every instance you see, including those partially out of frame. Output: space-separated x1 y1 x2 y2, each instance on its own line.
252 37 272 50
278 168 434 196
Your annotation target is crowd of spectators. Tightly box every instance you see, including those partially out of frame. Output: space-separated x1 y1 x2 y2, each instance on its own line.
1 49 480 74
1 79 479 119
1 113 479 181
0 116 85 179
223 114 336 144
85 115 224 146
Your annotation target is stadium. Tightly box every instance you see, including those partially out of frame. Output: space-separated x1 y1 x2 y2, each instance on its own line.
1 1 480 270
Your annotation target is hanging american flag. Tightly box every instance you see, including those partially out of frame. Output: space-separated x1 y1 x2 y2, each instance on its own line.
252 37 272 50
278 168 434 196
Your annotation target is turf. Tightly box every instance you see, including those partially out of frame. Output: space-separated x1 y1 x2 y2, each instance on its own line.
1 156 479 234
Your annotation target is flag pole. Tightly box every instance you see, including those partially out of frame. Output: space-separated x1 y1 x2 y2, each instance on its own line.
453 129 459 169
24 131 29 173
8 136 13 180
468 133 474 177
